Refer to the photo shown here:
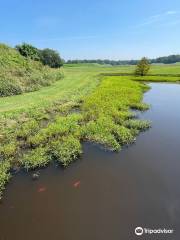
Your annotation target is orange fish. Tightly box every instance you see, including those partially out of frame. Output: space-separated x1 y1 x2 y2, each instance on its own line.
38 186 46 193
73 180 80 188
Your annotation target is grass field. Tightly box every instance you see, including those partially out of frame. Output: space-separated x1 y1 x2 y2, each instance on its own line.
0 63 179 198
0 64 180 116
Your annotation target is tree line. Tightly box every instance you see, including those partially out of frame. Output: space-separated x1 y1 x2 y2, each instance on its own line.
66 55 180 65
15 43 180 67
66 59 138 65
151 55 180 64
15 43 64 68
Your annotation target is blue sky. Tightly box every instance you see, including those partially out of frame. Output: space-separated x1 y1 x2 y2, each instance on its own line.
1 0 180 60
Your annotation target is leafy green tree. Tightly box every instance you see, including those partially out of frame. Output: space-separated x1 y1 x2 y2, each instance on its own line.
135 57 150 76
40 48 63 68
15 43 40 61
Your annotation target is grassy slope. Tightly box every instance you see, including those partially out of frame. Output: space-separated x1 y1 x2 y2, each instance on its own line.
0 44 62 97
0 67 100 116
0 63 179 198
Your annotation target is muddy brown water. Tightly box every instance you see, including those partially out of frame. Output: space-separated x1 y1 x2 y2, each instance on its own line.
0 83 180 240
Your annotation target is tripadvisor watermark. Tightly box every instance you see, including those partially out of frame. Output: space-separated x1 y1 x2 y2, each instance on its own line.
135 226 174 236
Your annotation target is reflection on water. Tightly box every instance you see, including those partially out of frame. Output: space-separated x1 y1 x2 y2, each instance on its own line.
0 83 180 240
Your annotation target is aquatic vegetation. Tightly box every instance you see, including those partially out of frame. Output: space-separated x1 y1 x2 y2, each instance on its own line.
82 116 121 151
0 142 18 159
0 161 11 199
113 111 136 122
133 75 180 82
28 113 82 146
49 135 82 167
16 119 39 139
21 147 49 170
56 101 81 115
130 102 150 111
114 126 135 145
124 119 151 131
82 76 151 150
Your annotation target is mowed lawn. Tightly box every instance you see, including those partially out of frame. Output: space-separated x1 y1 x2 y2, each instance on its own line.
0 67 100 115
0 63 179 116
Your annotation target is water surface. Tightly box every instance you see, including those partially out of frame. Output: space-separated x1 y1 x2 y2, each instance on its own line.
0 83 180 240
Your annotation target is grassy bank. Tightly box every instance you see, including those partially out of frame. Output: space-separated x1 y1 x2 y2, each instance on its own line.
0 44 62 97
0 63 179 198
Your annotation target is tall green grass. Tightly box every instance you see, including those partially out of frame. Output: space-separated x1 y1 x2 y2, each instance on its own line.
0 44 62 97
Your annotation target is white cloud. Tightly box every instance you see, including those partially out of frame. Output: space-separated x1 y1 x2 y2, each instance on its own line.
135 10 180 28
161 19 180 26
166 11 177 15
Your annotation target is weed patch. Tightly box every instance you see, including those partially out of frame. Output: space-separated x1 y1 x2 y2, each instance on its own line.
21 147 49 170
49 135 82 167
0 161 11 199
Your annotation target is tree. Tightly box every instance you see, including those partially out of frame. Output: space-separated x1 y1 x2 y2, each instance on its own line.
15 43 40 61
135 57 150 76
40 48 63 68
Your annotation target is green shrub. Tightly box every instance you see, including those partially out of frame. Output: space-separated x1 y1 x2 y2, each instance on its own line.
0 44 62 97
16 43 40 61
114 126 135 144
124 119 151 130
40 48 63 68
49 135 82 167
28 133 46 147
21 147 49 170
113 111 136 124
0 77 22 97
130 102 150 111
28 114 82 146
56 101 80 114
16 119 39 139
82 116 121 151
0 161 11 199
0 142 18 159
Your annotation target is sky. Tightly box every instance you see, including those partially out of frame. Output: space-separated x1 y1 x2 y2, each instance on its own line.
0 0 180 60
